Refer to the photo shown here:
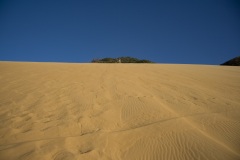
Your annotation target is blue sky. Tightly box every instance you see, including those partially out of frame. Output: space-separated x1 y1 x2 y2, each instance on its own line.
0 0 239 64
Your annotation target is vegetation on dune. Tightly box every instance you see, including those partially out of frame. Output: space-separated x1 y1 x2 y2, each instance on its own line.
91 56 153 63
221 56 240 66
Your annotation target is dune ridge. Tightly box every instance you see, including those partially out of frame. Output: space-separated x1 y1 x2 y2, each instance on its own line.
0 62 240 160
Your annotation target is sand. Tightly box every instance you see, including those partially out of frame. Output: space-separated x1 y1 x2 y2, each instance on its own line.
0 62 240 160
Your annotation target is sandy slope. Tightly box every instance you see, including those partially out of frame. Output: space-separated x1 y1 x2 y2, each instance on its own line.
0 62 240 160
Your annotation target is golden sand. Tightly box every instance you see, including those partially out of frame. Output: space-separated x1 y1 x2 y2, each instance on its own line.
0 62 240 160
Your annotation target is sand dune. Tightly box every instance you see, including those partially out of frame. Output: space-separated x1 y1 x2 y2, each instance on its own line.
0 62 240 160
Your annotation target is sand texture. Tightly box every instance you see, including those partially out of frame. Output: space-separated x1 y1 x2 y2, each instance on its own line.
0 62 240 160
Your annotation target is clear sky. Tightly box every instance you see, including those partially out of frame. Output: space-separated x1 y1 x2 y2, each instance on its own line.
0 0 239 64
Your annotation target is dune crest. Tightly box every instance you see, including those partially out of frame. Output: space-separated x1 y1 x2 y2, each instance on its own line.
0 62 240 160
